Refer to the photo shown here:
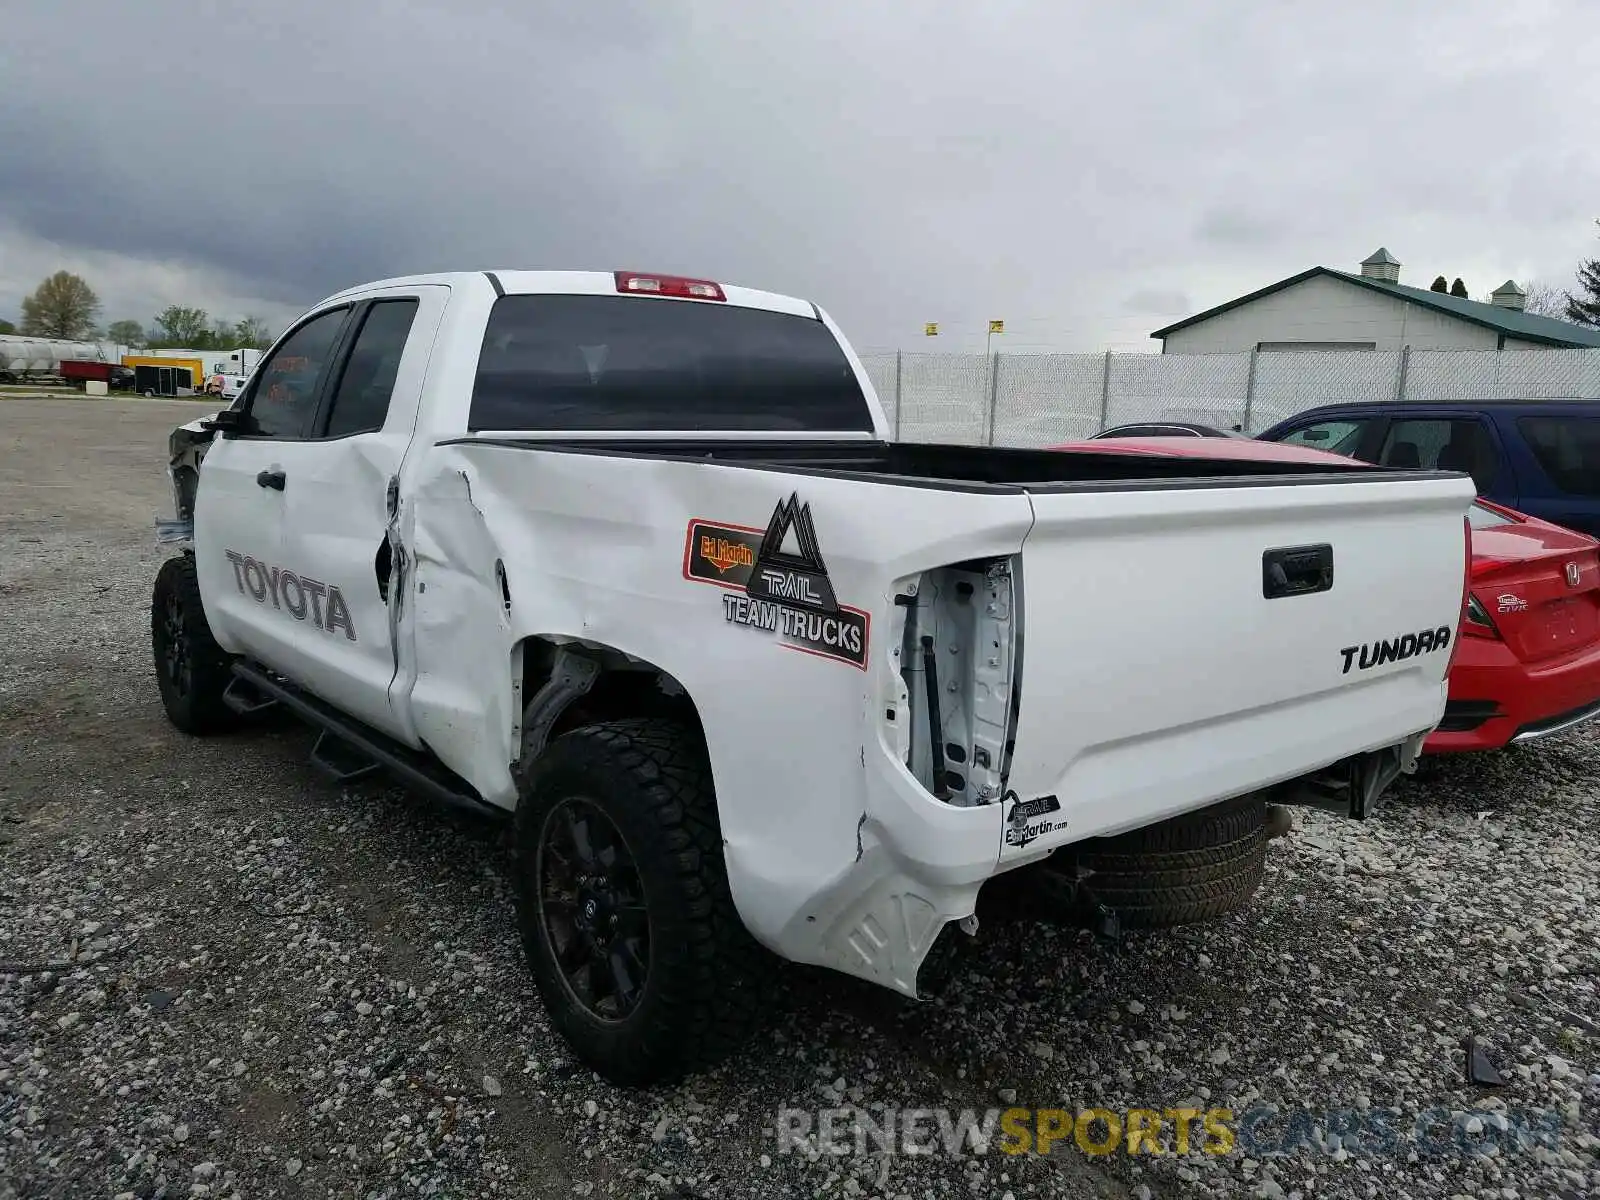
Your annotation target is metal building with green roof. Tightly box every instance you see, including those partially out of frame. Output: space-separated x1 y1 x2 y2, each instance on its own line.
1152 248 1600 354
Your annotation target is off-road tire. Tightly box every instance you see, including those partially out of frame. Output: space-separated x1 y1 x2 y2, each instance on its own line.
1039 794 1269 930
151 553 238 736
513 718 775 1085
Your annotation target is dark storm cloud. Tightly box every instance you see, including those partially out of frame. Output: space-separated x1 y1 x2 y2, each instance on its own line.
2 0 1597 350
0 0 676 302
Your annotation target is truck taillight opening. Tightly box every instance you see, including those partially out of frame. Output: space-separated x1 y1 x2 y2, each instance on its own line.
614 272 727 302
891 555 1020 808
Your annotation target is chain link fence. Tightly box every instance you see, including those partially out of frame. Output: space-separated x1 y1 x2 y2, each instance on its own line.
860 347 1600 444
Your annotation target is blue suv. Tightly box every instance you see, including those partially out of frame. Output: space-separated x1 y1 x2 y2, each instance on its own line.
1257 400 1600 537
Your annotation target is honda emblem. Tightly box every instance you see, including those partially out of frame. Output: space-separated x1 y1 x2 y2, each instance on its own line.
1567 562 1582 588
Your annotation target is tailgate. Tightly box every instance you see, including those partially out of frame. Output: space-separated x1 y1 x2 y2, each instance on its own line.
999 473 1475 858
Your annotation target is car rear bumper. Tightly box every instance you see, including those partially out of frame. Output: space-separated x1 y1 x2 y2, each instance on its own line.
1425 637 1600 752
1509 696 1600 744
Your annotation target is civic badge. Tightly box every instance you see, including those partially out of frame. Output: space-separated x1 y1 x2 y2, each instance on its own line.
1567 562 1582 588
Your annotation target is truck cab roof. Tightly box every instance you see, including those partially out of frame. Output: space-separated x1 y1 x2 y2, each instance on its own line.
323 269 822 319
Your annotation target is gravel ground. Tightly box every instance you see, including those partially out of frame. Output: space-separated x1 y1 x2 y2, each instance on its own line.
1 396 1597 1200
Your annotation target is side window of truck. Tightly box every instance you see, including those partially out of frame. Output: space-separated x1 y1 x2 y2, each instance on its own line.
245 307 351 438
319 300 420 438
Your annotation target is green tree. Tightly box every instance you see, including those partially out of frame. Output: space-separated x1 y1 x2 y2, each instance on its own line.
1450 278 1469 298
20 271 101 339
1430 275 1449 293
106 319 147 348
0 318 15 335
150 305 212 348
233 316 273 349
1564 220 1600 327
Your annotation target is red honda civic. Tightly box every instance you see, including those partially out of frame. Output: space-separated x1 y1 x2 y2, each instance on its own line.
1052 436 1600 753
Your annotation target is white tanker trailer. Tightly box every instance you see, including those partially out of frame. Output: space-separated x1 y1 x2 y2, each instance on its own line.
0 335 127 383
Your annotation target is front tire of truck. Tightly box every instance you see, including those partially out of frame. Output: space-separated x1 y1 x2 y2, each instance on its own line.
151 553 238 736
513 718 773 1085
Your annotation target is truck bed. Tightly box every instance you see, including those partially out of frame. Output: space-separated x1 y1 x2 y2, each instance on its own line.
443 435 1408 491
411 432 1471 829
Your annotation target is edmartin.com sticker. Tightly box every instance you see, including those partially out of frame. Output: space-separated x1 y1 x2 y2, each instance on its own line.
682 493 870 670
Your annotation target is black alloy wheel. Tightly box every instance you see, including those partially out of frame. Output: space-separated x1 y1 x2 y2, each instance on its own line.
150 554 237 735
536 796 650 1021
512 719 776 1084
158 588 193 699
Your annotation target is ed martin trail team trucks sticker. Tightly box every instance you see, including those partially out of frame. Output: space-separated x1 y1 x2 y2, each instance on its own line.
682 494 870 670
1004 791 1062 849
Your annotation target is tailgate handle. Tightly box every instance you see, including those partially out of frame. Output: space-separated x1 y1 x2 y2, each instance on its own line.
1263 544 1333 599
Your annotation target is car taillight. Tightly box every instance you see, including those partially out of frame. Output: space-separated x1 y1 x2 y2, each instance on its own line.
1463 594 1500 639
614 271 727 301
1455 514 1500 648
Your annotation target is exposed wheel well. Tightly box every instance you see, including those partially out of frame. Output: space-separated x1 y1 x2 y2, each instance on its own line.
517 637 704 763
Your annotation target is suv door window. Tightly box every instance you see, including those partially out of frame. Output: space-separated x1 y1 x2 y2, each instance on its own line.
244 308 351 438
1517 415 1600 496
1278 419 1368 457
320 300 420 438
1378 418 1497 490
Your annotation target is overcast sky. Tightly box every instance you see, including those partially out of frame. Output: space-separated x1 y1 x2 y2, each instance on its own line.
2 0 1597 353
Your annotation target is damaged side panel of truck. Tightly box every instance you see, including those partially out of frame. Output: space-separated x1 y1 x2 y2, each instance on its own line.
398 441 1038 992
162 406 1465 1005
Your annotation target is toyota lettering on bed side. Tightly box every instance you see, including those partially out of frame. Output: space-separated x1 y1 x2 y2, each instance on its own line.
1339 626 1451 675
223 549 358 642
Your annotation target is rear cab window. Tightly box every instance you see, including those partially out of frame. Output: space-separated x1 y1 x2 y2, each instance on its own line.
468 295 873 432
1518 415 1600 496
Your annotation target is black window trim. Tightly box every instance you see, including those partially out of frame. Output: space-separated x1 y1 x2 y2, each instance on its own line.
1273 407 1511 471
1350 417 1389 463
230 303 360 442
227 295 423 443
309 297 422 441
1372 412 1502 486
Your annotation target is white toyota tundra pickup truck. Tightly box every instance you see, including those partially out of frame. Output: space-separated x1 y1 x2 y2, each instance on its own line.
150 269 1476 1083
